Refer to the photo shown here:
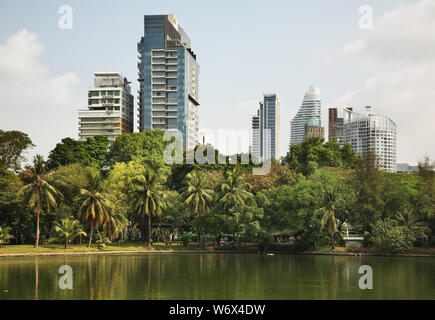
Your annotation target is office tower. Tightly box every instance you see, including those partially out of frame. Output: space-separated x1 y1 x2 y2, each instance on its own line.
251 111 260 160
290 86 322 145
304 113 324 138
78 72 134 143
250 94 280 160
343 106 397 172
137 14 200 150
329 107 352 144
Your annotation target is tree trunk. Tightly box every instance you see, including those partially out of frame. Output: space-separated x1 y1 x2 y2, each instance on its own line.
88 225 94 247
331 232 335 250
34 210 40 248
148 214 152 248
65 237 68 249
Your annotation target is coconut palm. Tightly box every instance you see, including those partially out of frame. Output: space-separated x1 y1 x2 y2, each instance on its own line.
74 171 113 247
181 170 215 245
0 226 13 248
182 170 215 217
54 218 87 249
19 155 62 247
130 170 166 247
319 188 339 249
104 209 128 241
220 168 252 211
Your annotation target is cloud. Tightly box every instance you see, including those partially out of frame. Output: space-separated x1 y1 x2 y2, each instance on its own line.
333 0 435 164
0 29 80 163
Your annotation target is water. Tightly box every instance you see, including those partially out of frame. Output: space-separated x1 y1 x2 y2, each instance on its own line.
0 253 434 300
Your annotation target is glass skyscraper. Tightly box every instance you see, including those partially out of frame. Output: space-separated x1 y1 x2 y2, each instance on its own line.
137 14 200 150
250 94 280 161
290 86 322 146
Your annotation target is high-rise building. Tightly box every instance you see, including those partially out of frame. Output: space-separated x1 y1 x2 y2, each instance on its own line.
328 107 352 144
250 94 280 161
290 86 322 145
251 111 260 160
78 72 134 143
343 106 397 172
137 14 200 150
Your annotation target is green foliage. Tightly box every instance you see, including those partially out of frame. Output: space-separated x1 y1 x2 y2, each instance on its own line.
53 218 87 248
370 219 415 255
0 130 34 172
285 137 357 175
345 242 359 253
0 226 13 247
47 137 109 169
96 230 111 250
18 155 63 247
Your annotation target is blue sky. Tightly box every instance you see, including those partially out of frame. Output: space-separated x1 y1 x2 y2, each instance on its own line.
1 0 433 164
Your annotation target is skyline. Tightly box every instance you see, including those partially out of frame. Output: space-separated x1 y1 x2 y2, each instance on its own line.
0 0 433 165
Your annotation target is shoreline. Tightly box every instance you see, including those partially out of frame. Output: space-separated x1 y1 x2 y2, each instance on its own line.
1 248 434 259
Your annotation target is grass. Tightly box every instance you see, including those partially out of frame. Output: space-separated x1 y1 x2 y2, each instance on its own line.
0 242 194 255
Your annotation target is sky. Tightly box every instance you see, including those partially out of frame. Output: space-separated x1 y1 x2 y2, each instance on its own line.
0 0 433 165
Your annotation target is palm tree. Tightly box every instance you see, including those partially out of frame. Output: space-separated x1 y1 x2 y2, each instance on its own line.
320 188 339 249
393 209 431 245
181 170 215 245
74 171 113 247
130 170 166 247
19 155 62 247
104 209 128 241
220 168 251 212
182 170 215 217
54 218 87 249
0 226 13 248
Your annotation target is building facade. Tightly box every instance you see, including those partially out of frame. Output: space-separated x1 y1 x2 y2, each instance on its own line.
396 163 418 173
250 94 280 161
78 72 134 143
251 111 260 160
137 14 200 150
343 106 397 172
304 114 324 138
290 86 322 146
328 107 351 144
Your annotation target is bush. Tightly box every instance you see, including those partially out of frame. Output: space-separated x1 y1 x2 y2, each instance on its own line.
346 242 359 253
370 220 415 255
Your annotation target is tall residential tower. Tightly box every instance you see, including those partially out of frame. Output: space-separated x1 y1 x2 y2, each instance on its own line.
343 106 397 172
137 14 200 150
78 72 134 143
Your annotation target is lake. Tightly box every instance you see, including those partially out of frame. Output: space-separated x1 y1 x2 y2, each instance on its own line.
0 253 434 300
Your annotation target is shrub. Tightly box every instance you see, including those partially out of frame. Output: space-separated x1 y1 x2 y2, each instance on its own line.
346 242 359 253
370 220 415 255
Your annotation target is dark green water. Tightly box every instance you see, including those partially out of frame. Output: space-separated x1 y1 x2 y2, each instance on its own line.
0 253 434 300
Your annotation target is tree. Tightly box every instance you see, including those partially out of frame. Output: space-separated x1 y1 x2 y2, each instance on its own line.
319 188 339 249
47 138 92 169
108 131 170 176
130 171 166 247
74 171 113 247
0 130 34 171
219 168 252 212
354 151 384 231
19 155 62 247
181 170 215 244
393 209 431 240
54 218 87 249
370 219 415 255
0 226 13 247
83 136 109 169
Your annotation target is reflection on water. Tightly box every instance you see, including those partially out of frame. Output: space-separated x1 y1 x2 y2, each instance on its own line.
0 253 434 300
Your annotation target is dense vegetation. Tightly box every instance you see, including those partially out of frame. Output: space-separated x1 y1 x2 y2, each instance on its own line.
0 130 433 255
